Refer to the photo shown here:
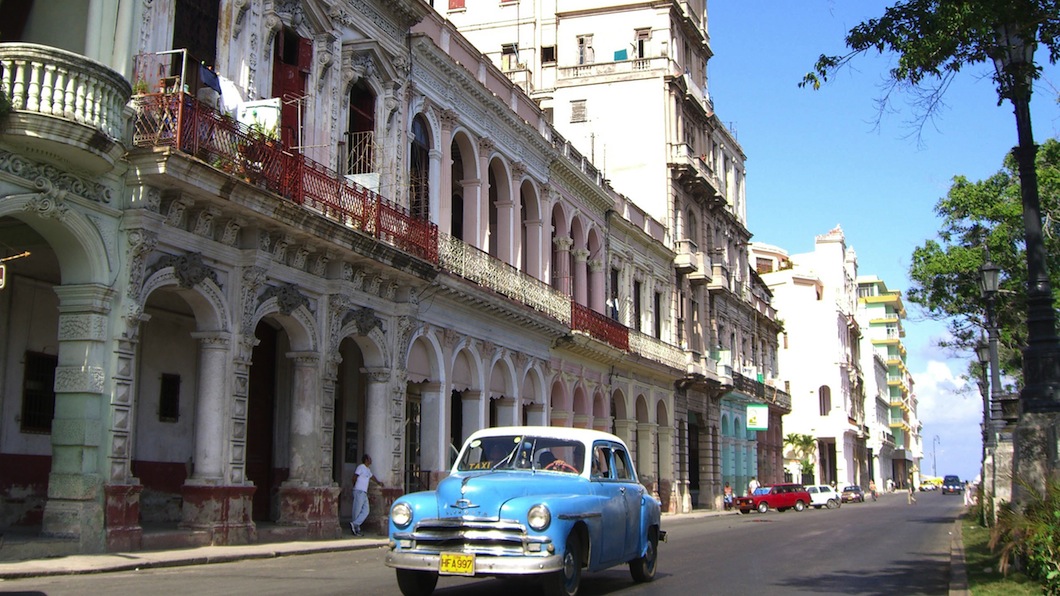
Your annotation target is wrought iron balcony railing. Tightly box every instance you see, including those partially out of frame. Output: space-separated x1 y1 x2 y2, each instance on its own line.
131 92 437 263
130 91 698 371
572 302 629 352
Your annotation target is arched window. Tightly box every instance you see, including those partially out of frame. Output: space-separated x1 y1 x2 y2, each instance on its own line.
819 386 831 416
410 115 430 220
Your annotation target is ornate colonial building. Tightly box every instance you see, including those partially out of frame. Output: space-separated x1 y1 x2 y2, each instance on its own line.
0 0 786 556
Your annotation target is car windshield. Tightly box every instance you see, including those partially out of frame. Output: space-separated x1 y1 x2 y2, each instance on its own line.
944 476 960 483
843 486 859 492
456 435 585 474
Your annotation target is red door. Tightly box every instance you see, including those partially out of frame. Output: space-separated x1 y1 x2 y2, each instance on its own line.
272 29 312 149
247 321 277 521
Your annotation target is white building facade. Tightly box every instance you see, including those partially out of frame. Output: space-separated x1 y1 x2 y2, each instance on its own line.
0 0 800 557
443 0 789 510
752 228 868 488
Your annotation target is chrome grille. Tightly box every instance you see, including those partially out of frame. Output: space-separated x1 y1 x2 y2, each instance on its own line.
394 518 550 556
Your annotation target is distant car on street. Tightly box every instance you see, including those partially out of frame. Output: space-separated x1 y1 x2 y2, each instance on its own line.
734 483 811 514
385 426 662 596
806 485 841 509
841 485 865 503
941 475 963 495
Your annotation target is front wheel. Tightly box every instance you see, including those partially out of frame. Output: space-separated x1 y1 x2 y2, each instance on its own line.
395 569 439 596
826 499 838 510
544 534 582 596
794 500 806 512
757 501 768 514
629 527 659 583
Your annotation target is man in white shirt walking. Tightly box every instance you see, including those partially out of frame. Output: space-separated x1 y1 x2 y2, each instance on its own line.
351 454 374 536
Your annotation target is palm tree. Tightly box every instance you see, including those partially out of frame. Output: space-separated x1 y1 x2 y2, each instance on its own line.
784 433 817 483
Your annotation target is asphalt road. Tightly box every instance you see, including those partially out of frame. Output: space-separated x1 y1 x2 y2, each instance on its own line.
0 490 964 596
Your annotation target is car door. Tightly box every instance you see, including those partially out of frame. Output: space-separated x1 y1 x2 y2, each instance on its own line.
610 445 643 561
591 443 627 566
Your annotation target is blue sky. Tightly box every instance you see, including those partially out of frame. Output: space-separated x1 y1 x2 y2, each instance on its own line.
708 1 1060 482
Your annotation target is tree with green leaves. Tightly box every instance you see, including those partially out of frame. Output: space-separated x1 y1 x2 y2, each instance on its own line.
907 137 1060 388
800 0 1060 115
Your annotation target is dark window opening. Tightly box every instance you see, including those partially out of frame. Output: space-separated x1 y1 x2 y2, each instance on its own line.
541 45 556 64
20 351 57 434
159 373 181 422
410 115 430 220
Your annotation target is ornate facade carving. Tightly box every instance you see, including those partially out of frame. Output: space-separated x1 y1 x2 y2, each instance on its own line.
260 282 311 315
154 252 221 289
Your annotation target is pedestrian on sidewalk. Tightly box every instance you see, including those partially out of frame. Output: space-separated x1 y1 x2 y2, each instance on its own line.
747 477 759 496
351 454 375 536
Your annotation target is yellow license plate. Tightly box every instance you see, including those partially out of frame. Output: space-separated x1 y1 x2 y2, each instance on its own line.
439 552 475 576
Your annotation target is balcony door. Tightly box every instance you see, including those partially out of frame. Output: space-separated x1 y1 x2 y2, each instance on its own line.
272 27 311 149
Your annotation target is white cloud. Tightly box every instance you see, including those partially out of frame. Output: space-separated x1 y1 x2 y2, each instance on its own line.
911 359 984 481
914 360 982 426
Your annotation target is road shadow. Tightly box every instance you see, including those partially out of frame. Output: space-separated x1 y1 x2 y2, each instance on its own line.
780 553 949 595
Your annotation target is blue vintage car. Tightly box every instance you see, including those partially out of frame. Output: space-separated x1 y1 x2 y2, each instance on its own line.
385 426 663 596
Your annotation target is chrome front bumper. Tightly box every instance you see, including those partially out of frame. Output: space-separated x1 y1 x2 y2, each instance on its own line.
385 551 564 576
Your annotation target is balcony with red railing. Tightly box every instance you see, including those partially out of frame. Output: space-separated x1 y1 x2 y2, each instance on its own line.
130 92 437 264
571 302 629 352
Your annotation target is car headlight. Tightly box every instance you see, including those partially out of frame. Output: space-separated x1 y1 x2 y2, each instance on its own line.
391 502 412 528
527 504 551 531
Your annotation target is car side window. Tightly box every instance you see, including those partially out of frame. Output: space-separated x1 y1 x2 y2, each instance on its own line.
591 444 612 479
612 447 634 481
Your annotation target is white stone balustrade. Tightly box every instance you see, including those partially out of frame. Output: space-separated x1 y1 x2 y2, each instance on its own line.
0 43 131 141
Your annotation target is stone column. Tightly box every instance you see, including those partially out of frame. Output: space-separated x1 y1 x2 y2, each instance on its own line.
613 418 636 450
525 402 547 427
438 110 456 236
188 331 232 483
478 138 494 251
363 368 392 485
636 423 657 483
552 236 573 295
494 396 517 427
277 353 341 538
462 390 485 438
572 248 589 306
588 258 605 313
524 216 543 279
42 284 116 552
419 382 446 473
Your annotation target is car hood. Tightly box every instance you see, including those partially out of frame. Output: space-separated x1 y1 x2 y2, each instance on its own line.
433 471 585 519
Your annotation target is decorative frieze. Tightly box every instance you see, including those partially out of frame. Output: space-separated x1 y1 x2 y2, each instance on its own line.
54 366 106 394
0 148 112 204
57 313 108 342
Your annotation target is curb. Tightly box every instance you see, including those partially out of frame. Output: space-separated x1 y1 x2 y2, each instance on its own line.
948 516 970 596
0 539 386 580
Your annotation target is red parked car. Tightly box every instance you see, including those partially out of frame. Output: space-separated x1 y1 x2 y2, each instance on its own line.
734 483 812 514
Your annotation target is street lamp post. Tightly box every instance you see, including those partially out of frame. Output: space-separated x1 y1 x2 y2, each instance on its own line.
992 22 1060 500
976 340 994 525
932 435 940 478
979 258 1004 433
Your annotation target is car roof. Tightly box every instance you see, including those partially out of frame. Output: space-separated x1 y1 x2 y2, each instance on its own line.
465 425 627 447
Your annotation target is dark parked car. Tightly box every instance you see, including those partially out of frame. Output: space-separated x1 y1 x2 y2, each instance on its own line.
840 485 865 503
733 483 811 514
941 475 963 495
